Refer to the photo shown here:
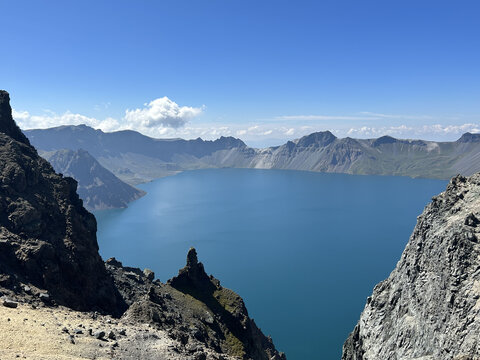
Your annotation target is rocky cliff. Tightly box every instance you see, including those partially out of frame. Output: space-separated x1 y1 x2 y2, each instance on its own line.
0 90 284 359
0 90 125 315
42 148 145 210
342 173 480 359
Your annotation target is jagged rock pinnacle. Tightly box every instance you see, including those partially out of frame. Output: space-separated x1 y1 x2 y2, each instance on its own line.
0 90 31 145
168 247 212 291
186 247 198 267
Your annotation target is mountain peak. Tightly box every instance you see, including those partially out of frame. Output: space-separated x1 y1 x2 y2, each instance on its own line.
372 135 398 147
297 131 337 147
215 135 246 148
0 90 31 145
457 132 480 143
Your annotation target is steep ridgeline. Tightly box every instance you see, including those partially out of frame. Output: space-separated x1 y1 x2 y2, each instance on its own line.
247 132 480 179
0 90 125 315
25 126 480 182
0 90 285 359
42 149 145 210
343 173 480 359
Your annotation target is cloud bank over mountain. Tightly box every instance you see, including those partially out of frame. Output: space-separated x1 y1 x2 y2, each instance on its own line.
14 96 205 138
13 100 480 147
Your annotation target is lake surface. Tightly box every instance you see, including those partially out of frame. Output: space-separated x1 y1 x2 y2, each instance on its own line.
95 168 448 359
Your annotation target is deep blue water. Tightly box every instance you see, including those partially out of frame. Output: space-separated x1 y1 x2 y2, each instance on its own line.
95 169 447 359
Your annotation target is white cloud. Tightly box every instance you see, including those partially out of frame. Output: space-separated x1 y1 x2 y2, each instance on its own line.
358 112 433 120
275 112 436 122
346 123 480 138
13 109 121 132
276 115 374 121
14 96 204 137
124 97 203 129
12 103 480 147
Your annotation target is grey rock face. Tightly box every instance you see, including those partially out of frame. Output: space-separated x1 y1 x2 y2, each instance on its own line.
342 173 480 359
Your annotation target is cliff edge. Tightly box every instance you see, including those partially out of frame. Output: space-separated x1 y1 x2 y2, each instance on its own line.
0 90 125 315
343 173 480 359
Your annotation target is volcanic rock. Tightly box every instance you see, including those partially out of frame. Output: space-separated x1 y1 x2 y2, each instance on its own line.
343 174 480 359
0 90 125 315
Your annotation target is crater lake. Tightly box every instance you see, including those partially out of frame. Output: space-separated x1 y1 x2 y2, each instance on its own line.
95 168 448 359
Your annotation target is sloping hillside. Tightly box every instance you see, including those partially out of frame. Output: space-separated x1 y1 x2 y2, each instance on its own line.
42 148 145 210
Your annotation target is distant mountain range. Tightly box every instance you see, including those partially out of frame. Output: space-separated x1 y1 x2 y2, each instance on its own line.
23 124 480 209
25 124 248 184
25 125 480 184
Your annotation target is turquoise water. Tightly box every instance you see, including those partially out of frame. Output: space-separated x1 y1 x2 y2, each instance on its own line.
95 169 447 359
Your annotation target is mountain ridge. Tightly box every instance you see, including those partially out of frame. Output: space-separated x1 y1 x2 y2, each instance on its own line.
25 125 480 183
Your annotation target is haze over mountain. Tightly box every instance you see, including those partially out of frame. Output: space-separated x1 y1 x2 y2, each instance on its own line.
42 148 145 211
25 125 480 183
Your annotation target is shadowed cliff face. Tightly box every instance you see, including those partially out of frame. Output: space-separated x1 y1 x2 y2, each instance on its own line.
0 92 30 146
0 90 126 315
342 173 480 359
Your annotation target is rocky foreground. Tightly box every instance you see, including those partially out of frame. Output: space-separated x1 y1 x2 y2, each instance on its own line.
343 173 480 359
0 89 284 359
0 249 278 360
0 302 229 360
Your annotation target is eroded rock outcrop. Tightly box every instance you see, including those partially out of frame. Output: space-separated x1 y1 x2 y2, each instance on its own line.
107 248 286 360
343 174 480 359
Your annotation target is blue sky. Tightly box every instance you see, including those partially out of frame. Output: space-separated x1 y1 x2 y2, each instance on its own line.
1 0 479 146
